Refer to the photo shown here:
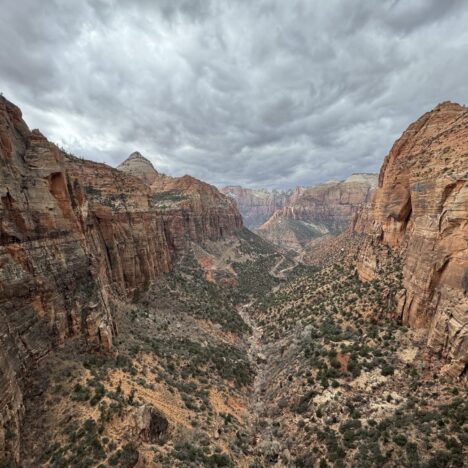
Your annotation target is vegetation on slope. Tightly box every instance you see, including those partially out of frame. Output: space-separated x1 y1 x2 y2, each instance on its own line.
247 246 467 467
8 231 466 468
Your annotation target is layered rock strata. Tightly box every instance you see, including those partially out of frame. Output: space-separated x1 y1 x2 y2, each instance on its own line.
117 151 159 185
220 186 290 228
0 96 242 462
256 174 377 250
353 102 468 378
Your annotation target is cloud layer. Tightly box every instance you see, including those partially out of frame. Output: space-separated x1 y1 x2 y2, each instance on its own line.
1 0 467 189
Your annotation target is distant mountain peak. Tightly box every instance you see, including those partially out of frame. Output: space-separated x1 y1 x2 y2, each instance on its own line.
117 151 159 185
344 173 378 186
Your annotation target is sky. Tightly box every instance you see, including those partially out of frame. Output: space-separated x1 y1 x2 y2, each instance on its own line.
1 0 468 189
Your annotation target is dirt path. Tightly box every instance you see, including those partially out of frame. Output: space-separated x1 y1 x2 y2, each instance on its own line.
269 253 301 279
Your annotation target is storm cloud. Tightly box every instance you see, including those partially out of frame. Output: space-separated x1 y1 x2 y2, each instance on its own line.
1 0 467 188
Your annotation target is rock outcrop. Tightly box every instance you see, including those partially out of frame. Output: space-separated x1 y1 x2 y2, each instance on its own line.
0 96 242 462
353 102 468 378
220 186 290 228
256 175 377 250
152 175 242 251
117 151 159 185
127 405 169 443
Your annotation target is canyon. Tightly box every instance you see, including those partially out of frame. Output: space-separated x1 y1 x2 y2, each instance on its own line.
221 175 377 252
254 174 377 251
220 186 291 229
0 96 466 467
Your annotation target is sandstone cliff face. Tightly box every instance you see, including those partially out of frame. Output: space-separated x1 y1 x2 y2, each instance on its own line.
0 100 114 462
153 176 242 251
220 186 290 228
0 96 242 462
256 175 377 250
354 102 468 378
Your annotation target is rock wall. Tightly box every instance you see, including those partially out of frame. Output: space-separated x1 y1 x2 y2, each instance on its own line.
0 96 242 462
220 186 290 228
152 175 242 250
256 175 377 250
354 102 468 378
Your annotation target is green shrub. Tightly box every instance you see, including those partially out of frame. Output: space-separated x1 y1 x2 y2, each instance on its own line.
393 434 407 446
381 364 394 376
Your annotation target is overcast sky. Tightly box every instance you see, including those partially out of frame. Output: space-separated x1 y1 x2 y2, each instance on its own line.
1 1 467 189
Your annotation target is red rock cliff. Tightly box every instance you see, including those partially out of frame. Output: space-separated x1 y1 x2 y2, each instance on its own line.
0 96 242 461
354 102 468 378
256 174 377 250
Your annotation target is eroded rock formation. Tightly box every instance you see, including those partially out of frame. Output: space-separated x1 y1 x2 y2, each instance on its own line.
220 186 290 228
0 96 242 462
152 175 242 251
256 174 377 250
353 102 468 378
117 151 159 185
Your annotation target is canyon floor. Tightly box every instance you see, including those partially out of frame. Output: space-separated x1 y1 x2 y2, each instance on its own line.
15 231 466 468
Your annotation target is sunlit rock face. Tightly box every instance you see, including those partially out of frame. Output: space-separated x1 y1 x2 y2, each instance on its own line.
353 102 468 378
